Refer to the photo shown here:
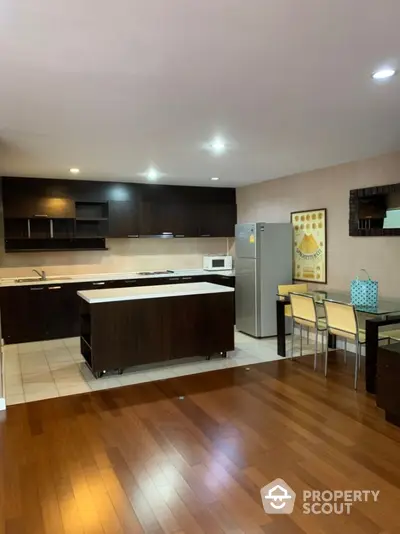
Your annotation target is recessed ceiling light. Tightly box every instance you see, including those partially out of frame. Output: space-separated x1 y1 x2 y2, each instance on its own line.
210 137 226 154
147 168 159 180
69 168 80 174
211 177 220 181
372 68 396 80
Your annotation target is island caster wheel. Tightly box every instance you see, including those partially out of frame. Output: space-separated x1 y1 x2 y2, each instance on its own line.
94 370 106 379
117 369 123 375
206 355 211 361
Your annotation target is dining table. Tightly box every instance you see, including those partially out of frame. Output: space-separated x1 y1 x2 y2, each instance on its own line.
276 289 400 394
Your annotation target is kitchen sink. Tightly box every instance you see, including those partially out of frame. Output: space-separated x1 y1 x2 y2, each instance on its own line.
15 277 44 283
14 276 73 283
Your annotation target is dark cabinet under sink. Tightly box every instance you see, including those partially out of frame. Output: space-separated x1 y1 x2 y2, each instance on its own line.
0 284 80 343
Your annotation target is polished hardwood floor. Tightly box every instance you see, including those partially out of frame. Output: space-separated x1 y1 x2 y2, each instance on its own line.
1 351 400 534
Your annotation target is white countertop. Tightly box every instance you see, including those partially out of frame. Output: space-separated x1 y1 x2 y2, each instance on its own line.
78 282 234 304
0 269 235 287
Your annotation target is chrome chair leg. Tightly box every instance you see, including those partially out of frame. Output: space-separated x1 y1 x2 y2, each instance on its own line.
314 328 318 371
300 325 303 357
354 341 359 390
324 332 329 377
291 319 295 359
344 339 347 364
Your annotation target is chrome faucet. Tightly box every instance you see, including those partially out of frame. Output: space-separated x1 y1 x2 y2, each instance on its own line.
32 269 46 280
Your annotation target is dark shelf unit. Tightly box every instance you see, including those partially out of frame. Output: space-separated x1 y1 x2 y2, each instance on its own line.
4 237 107 252
75 202 108 219
75 202 109 239
80 299 93 367
75 220 108 239
4 218 29 239
53 218 75 238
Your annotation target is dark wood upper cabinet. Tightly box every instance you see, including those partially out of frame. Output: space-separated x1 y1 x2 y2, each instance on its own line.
107 183 141 237
1 177 237 249
3 177 75 218
139 184 235 237
4 195 75 219
140 185 197 237
108 200 140 237
139 200 198 237
197 202 236 237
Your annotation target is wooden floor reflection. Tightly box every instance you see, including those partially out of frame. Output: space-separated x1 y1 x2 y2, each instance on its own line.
1 351 400 533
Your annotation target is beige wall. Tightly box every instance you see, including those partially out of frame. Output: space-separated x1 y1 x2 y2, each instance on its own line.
0 237 233 279
237 151 400 298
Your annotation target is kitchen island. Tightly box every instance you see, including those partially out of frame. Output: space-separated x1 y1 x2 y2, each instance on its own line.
78 282 235 378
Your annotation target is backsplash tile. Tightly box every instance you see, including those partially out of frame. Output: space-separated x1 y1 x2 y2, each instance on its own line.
0 238 235 278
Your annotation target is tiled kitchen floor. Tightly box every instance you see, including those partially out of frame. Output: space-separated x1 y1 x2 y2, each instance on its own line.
4 331 310 405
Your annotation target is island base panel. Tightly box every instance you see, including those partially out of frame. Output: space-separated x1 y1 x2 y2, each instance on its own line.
80 292 234 375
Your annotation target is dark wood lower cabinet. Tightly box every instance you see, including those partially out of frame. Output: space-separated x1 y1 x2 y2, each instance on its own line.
0 283 84 343
0 286 47 343
0 275 235 344
210 274 235 323
377 343 400 427
80 291 234 376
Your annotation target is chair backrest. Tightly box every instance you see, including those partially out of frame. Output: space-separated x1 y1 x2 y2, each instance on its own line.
289 292 317 327
323 300 358 338
278 283 308 300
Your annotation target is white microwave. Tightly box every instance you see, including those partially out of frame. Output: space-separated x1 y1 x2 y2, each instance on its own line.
203 255 233 271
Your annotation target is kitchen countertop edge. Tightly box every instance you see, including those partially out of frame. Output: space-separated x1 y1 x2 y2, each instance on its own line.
78 282 235 304
0 269 235 288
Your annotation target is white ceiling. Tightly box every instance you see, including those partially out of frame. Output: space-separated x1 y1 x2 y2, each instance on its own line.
1 0 400 187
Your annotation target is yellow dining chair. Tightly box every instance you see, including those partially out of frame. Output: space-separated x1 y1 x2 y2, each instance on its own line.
278 283 309 345
289 292 327 371
278 283 309 318
323 300 389 389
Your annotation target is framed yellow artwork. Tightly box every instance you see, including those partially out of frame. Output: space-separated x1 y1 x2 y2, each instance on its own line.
291 208 327 284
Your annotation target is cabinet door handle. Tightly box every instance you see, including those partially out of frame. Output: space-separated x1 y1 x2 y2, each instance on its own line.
182 277 192 280
30 287 44 291
48 286 61 290
175 234 185 238
127 235 139 238
92 282 105 286
200 234 211 237
124 280 137 284
168 277 179 281
33 214 48 218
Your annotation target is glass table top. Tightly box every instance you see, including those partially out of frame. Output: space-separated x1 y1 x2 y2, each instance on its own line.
277 289 400 316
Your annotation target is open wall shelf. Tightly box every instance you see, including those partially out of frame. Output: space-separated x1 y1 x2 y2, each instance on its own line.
5 237 107 252
4 201 109 252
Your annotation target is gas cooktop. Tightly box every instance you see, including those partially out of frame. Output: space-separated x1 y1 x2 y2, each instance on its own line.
137 270 174 276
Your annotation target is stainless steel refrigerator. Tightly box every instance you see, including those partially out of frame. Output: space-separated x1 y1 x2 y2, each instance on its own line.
235 222 292 337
